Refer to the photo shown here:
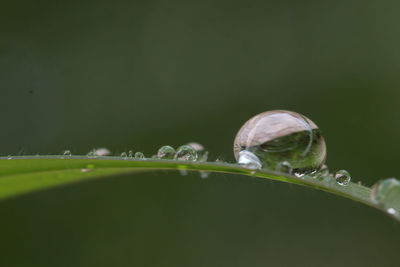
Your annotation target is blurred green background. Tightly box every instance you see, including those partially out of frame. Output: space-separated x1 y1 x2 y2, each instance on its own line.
1 0 400 266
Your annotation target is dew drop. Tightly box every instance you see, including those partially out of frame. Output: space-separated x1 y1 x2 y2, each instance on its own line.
62 150 72 157
87 150 96 158
371 178 400 216
234 110 326 172
121 152 128 159
134 152 145 159
157 145 176 159
237 150 262 170
335 170 351 186
174 145 198 161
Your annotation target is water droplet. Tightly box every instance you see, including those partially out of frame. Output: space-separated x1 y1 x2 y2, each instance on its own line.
134 152 145 159
63 150 72 157
94 148 111 156
276 161 293 174
234 110 326 172
157 145 176 159
335 170 351 186
371 178 400 215
174 145 198 161
87 150 97 158
121 152 128 159
237 150 262 170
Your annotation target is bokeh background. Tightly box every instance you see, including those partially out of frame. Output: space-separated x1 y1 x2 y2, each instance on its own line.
1 0 400 266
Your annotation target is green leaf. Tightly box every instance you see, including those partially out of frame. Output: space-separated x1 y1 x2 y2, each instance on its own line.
0 156 397 222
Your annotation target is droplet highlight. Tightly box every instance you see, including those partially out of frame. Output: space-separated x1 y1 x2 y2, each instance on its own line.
237 150 262 170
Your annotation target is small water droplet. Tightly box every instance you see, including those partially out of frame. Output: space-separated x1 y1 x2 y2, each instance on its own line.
335 170 351 186
237 150 262 170
174 145 198 161
276 161 293 174
63 150 72 157
121 152 128 159
157 145 176 159
234 110 326 172
134 152 145 159
87 150 96 158
371 178 400 216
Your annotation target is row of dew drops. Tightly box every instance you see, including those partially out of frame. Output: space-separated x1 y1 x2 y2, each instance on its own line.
14 142 400 219
60 142 210 179
240 154 400 219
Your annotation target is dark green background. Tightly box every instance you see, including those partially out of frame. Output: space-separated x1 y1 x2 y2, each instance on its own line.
1 0 400 266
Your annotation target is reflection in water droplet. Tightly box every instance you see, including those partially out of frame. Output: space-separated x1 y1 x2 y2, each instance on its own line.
157 146 176 159
121 152 128 159
187 142 204 152
237 150 262 170
234 110 326 172
335 170 351 186
134 152 145 159
371 178 400 216
175 145 198 161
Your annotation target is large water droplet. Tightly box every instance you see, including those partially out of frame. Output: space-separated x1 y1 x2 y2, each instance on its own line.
371 178 400 216
174 145 198 161
335 170 351 186
234 110 326 172
157 146 176 159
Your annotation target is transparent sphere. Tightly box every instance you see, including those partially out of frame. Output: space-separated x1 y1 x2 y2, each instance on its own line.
234 110 327 172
